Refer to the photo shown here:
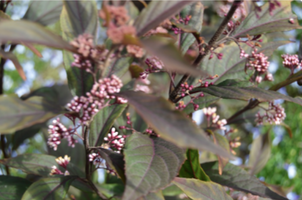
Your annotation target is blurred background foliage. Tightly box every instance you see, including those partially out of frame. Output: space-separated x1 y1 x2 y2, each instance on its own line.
2 1 302 199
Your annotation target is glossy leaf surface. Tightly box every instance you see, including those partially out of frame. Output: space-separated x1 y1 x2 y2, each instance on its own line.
201 161 288 200
120 91 234 159
173 177 233 200
123 133 185 200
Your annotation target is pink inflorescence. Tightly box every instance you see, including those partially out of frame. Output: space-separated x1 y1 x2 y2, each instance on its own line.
140 56 164 79
245 49 273 83
202 107 227 130
66 75 127 124
50 155 71 176
281 54 302 74
171 15 191 35
104 128 126 153
255 102 286 125
47 118 78 151
70 34 108 73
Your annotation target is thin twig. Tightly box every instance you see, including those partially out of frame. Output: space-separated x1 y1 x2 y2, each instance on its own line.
169 0 243 103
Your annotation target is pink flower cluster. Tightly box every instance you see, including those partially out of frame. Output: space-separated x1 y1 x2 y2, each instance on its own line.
171 15 191 35
70 34 108 73
281 54 302 74
67 75 127 124
140 56 164 79
104 128 126 153
47 118 78 151
245 49 273 83
255 102 286 125
99 5 136 44
202 107 227 130
50 155 70 176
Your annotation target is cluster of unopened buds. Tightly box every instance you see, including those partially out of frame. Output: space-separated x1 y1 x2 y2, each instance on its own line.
103 128 126 153
47 118 78 151
223 20 241 35
171 15 191 35
50 155 71 176
70 34 108 73
89 152 116 175
66 75 127 124
140 56 164 79
203 107 227 130
224 128 241 155
255 102 286 125
245 48 273 83
281 54 302 74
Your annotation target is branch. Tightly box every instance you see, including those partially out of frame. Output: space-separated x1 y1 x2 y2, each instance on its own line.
227 99 259 124
169 0 243 102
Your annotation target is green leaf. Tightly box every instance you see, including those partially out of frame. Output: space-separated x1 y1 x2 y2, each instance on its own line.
0 20 74 51
179 149 211 181
179 2 204 54
21 84 73 107
0 176 32 200
12 123 45 150
269 70 302 91
199 40 290 84
97 183 124 198
0 95 65 134
201 161 288 200
141 37 209 78
173 177 232 200
248 131 271 176
162 184 183 196
98 148 126 182
60 0 97 96
134 1 193 36
2 154 84 178
89 104 127 147
21 176 76 200
23 1 63 26
144 191 165 200
103 57 133 85
0 50 26 80
195 86 302 105
232 1 301 38
119 91 234 159
123 133 186 200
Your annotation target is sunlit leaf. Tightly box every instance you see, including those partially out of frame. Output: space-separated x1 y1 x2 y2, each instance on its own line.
0 95 65 134
173 177 233 200
142 37 209 78
97 183 124 198
89 104 127 147
199 40 290 84
179 149 211 181
232 1 301 38
0 10 10 21
97 148 126 183
194 86 302 106
0 49 26 80
248 130 271 176
60 0 97 96
123 133 186 200
120 91 234 159
201 161 288 200
1 154 84 178
0 20 75 51
0 176 32 200
134 1 193 36
23 1 63 26
21 176 76 200
143 191 165 200
179 2 204 54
